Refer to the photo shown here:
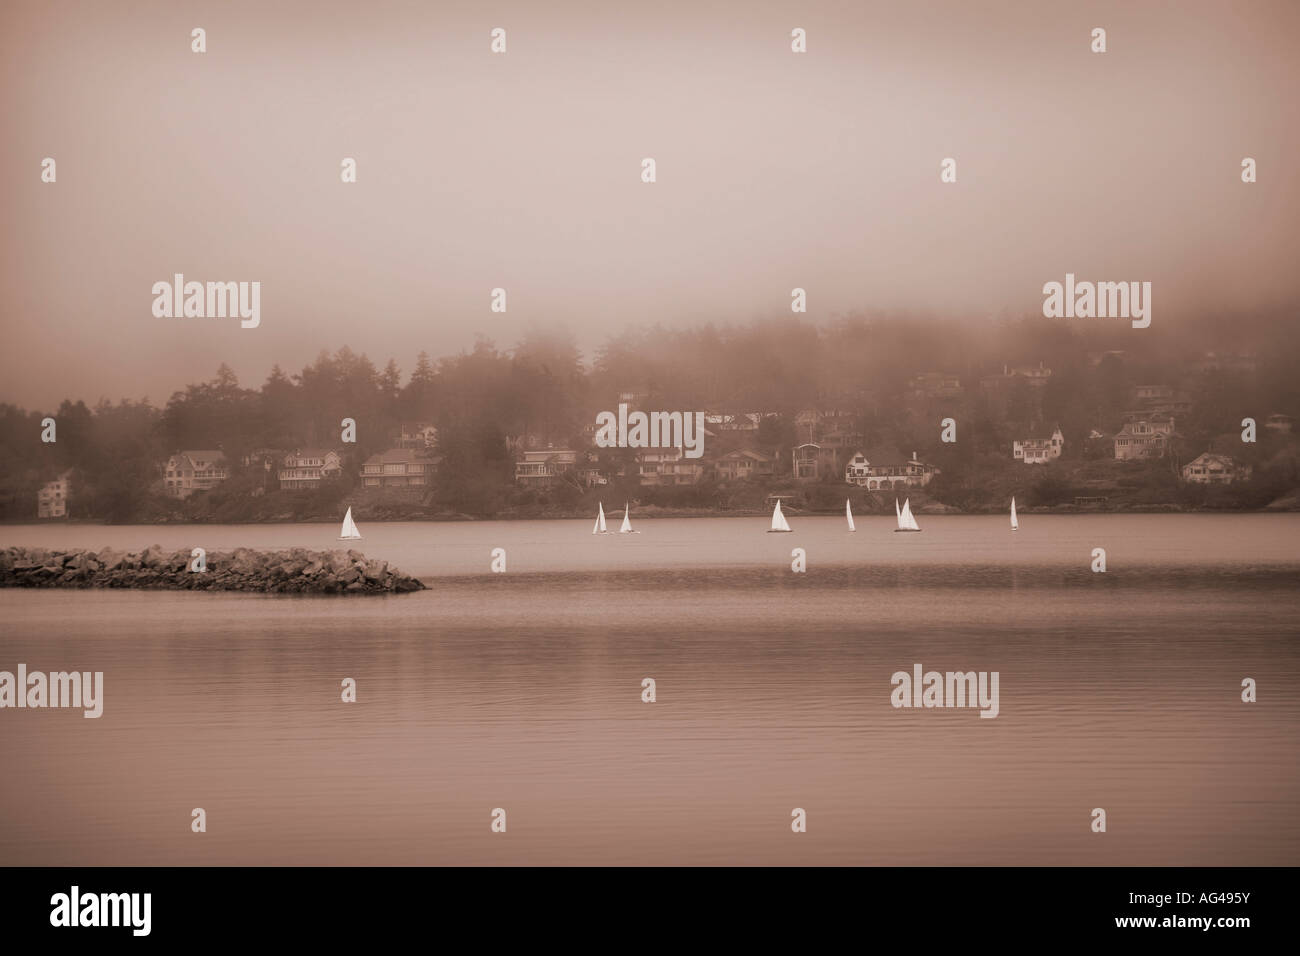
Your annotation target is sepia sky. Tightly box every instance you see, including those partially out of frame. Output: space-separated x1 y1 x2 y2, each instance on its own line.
2 0 1298 408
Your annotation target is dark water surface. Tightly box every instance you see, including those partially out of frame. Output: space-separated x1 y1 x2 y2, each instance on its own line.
2 515 1297 864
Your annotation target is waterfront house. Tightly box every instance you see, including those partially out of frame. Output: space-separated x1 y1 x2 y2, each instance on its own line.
716 448 775 481
844 449 936 489
792 443 821 481
1012 424 1064 464
637 447 706 486
1181 452 1251 485
164 450 229 498
37 470 72 518
361 448 437 489
278 449 343 491
1113 418 1175 460
513 448 578 486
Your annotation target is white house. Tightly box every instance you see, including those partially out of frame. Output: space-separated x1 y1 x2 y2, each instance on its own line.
1013 424 1064 464
844 449 936 489
37 471 72 518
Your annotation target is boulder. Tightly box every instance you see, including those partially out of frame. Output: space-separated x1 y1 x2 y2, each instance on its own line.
0 546 423 595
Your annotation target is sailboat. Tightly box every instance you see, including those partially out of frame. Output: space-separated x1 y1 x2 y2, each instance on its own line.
846 498 856 532
338 506 362 540
619 503 639 534
894 498 921 533
1010 496 1019 532
768 499 792 533
592 501 610 534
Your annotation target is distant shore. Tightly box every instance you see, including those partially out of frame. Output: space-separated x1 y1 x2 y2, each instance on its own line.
4 500 1295 526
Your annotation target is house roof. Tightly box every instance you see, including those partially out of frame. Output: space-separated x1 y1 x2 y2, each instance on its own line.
719 448 773 462
517 448 576 461
291 448 338 459
850 447 930 467
180 449 225 461
1185 452 1239 467
364 447 438 465
1114 421 1173 438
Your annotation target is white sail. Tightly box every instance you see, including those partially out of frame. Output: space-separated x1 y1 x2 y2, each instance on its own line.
769 499 792 532
1011 496 1019 531
593 502 608 534
895 498 902 523
339 506 361 540
899 498 921 532
619 503 634 533
846 498 856 532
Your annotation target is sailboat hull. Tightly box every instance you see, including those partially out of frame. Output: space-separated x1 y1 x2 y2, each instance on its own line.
892 528 921 533
767 529 793 533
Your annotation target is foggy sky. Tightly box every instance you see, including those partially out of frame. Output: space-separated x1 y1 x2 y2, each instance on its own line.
2 0 1298 408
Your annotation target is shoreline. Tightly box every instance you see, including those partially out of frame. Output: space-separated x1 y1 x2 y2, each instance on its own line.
2 504 1295 527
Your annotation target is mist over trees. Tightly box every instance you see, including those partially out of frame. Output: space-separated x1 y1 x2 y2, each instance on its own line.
2 309 1298 520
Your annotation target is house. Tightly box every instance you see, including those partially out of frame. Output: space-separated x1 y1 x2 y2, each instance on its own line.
792 443 821 481
1085 350 1127 367
909 372 963 399
844 449 936 489
1113 418 1175 460
514 448 578 485
278 449 343 491
1129 385 1192 419
1192 351 1257 375
1012 424 1064 464
815 423 864 472
1265 413 1294 434
1181 452 1251 485
704 412 763 432
37 471 72 518
716 449 775 481
397 422 437 449
164 450 229 498
361 448 437 488
792 410 862 477
1132 384 1174 403
982 362 1052 391
241 447 281 469
638 447 706 486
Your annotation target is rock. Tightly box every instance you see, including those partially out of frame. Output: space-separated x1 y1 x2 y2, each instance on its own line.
0 546 423 595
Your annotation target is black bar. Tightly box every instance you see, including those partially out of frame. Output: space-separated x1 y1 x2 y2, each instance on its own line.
0 866 1285 943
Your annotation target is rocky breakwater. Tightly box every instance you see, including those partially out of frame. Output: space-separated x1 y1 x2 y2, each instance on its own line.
0 546 425 594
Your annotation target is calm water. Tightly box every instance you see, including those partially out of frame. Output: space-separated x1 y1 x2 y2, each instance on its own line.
2 515 1298 865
